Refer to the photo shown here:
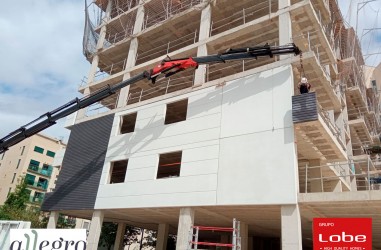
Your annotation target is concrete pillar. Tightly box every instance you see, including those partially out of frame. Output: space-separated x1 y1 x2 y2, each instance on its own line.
156 223 169 250
114 223 126 250
117 0 144 108
309 159 323 192
240 222 248 250
116 37 138 108
194 3 211 85
87 210 104 250
176 207 195 250
133 3 145 34
47 211 59 229
278 0 292 60
281 205 302 250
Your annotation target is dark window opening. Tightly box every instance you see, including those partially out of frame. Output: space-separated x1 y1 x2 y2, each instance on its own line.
16 159 21 169
165 99 188 125
25 174 36 185
157 151 182 179
46 150 56 158
120 112 137 134
34 146 44 154
21 146 25 156
109 160 128 184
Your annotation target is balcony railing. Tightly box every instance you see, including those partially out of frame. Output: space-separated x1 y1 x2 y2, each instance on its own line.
27 165 53 177
299 158 381 193
28 182 48 191
28 195 45 204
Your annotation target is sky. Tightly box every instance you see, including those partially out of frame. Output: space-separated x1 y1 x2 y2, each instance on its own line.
0 0 380 144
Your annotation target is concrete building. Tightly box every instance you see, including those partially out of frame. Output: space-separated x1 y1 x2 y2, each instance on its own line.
41 0 381 249
0 134 65 206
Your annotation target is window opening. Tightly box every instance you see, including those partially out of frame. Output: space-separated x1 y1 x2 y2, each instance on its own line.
165 99 188 125
157 151 182 179
120 112 138 134
109 160 128 184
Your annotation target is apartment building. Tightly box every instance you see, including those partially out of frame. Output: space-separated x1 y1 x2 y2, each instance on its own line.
0 134 65 207
41 0 381 249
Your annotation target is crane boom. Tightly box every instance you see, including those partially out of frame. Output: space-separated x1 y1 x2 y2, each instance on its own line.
0 43 300 154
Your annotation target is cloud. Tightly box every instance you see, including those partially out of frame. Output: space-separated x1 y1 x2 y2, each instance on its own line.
0 0 89 142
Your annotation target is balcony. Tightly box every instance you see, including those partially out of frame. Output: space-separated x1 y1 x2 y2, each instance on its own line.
28 194 45 204
293 92 347 162
291 51 341 112
27 164 53 177
27 179 49 191
290 0 336 65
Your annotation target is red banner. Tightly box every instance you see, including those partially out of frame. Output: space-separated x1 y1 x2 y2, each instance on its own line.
313 218 372 250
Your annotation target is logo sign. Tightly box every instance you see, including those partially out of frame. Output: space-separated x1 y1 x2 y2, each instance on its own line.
313 218 372 250
10 229 87 250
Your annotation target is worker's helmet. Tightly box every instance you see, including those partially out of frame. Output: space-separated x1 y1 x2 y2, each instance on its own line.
301 77 308 84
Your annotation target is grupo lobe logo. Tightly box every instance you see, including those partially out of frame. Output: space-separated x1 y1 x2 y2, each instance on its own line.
313 218 372 250
9 229 87 250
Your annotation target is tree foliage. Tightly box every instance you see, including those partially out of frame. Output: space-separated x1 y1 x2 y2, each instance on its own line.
0 177 47 228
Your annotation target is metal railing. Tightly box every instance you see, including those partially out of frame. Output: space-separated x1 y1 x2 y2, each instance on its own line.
127 74 194 105
136 30 199 65
299 158 381 193
143 0 202 30
27 165 53 177
210 0 276 36
318 105 346 151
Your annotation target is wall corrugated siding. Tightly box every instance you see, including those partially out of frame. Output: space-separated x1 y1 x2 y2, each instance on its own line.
292 92 318 123
42 114 114 211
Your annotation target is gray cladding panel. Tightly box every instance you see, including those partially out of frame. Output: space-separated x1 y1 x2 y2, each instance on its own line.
292 92 318 123
42 114 114 211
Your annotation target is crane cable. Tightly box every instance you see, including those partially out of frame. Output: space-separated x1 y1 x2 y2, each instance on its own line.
299 52 306 77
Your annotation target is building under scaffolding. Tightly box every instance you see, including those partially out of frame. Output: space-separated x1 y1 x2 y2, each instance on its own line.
41 0 381 249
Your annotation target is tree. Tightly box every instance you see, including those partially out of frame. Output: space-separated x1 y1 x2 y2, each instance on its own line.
98 222 118 250
0 177 47 228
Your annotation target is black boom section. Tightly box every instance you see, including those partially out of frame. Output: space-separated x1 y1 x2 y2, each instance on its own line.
41 114 114 211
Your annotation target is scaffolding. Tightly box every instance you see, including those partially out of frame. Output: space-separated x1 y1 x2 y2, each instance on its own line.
188 219 241 250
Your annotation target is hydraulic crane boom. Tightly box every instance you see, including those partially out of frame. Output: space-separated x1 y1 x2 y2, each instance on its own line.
0 43 300 154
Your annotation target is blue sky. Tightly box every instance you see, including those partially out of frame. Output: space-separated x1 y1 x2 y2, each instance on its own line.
0 0 380 143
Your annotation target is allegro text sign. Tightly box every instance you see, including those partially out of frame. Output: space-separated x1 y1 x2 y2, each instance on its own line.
9 229 87 250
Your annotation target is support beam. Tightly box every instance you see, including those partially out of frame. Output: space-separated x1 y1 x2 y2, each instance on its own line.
281 205 302 250
156 223 169 250
176 207 195 250
87 210 104 250
114 223 126 250
47 211 59 229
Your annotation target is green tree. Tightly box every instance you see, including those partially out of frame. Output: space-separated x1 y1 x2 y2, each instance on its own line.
0 177 46 228
98 222 118 250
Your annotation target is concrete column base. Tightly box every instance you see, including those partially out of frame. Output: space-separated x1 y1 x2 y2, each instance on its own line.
281 205 302 250
47 211 59 229
87 210 104 250
156 223 169 250
176 207 195 250
114 222 126 250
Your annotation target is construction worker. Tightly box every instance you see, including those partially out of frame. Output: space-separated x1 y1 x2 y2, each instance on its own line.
298 77 311 94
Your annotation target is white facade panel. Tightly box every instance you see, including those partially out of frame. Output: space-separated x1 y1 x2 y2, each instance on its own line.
95 65 297 209
217 65 297 205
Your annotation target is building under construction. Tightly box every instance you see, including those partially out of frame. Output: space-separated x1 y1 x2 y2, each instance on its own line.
40 0 381 249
